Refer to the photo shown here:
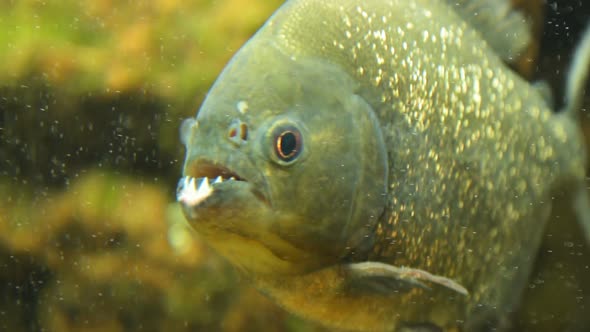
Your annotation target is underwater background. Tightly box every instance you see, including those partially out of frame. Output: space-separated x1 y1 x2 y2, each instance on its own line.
0 0 588 331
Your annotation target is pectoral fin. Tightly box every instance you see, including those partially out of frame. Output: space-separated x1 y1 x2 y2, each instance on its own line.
532 80 554 108
345 262 469 296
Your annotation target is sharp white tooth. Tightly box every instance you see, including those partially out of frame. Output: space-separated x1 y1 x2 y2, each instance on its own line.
197 177 213 198
176 177 188 199
190 178 199 194
198 177 209 191
178 176 197 203
178 176 213 206
214 176 223 184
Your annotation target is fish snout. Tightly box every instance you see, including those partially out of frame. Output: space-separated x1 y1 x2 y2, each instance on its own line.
180 117 198 147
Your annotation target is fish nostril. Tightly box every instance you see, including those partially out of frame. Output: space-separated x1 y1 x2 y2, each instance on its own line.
227 119 248 145
240 123 248 140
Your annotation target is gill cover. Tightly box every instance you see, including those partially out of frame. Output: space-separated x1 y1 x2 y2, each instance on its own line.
257 53 389 261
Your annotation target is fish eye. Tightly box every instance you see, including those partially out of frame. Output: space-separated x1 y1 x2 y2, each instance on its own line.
272 125 303 164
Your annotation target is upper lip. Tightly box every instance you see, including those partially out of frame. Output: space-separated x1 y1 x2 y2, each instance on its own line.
184 160 245 181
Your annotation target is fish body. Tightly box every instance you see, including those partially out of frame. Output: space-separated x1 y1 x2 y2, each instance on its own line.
177 0 590 331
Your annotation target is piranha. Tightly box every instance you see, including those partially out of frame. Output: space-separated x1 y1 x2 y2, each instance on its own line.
176 0 590 330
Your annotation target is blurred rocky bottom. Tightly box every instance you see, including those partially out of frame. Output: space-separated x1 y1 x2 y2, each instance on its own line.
0 171 328 332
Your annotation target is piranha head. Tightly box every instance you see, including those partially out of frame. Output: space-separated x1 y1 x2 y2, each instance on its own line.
177 37 388 278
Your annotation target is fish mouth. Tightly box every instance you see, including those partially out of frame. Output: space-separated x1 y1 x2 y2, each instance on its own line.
177 160 268 208
183 160 246 181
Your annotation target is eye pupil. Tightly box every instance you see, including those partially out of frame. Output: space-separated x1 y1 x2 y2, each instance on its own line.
278 132 297 157
273 126 302 163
